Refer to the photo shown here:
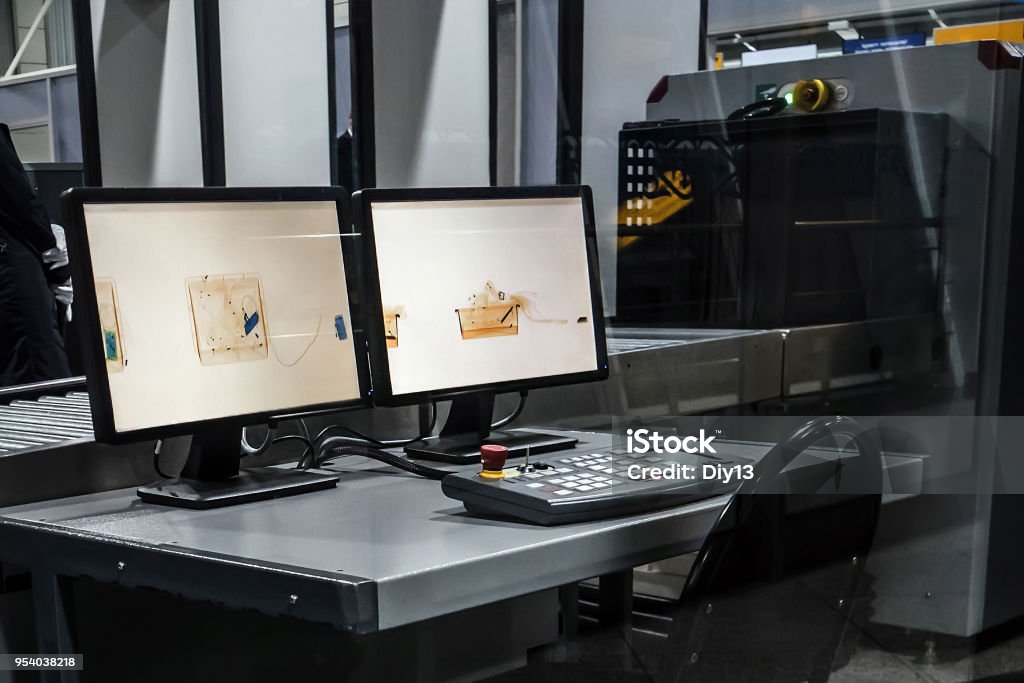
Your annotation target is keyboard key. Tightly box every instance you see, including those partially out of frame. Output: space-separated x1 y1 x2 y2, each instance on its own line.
577 485 594 491
554 490 572 496
526 483 544 488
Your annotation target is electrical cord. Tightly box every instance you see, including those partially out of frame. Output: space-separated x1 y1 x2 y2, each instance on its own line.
294 419 316 467
318 444 453 480
241 424 273 456
297 418 312 443
314 435 419 467
727 97 788 121
153 440 172 479
491 391 528 429
266 434 314 469
311 402 438 450
309 392 524 469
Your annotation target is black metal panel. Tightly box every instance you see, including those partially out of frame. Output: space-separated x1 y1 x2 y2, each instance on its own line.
0 519 379 633
556 0 584 185
69 0 101 186
614 110 947 329
348 0 375 190
193 0 226 187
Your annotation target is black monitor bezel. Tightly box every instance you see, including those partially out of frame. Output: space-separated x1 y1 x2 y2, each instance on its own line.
63 185 373 444
353 184 609 407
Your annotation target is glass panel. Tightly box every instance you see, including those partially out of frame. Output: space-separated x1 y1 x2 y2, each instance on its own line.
50 73 81 162
580 0 702 316
10 122 50 162
0 78 48 122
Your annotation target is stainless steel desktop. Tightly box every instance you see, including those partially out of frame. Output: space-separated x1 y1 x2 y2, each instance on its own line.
0 429 922 632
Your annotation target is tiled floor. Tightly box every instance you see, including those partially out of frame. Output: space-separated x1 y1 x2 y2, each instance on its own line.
488 604 1024 682
834 620 1024 682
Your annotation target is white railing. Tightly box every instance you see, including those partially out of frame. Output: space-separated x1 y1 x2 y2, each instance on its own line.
2 0 55 80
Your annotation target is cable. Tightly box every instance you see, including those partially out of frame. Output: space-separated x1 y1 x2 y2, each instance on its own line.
492 391 528 429
296 420 316 468
153 440 172 479
727 97 788 121
297 419 313 447
270 315 323 368
318 444 453 480
269 434 314 469
241 424 273 456
314 434 424 467
312 402 438 450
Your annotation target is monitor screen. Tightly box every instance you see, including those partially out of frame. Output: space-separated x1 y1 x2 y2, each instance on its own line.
363 190 606 400
73 193 366 437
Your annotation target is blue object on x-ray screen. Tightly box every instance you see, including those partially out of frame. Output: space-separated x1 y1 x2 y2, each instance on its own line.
104 330 118 361
244 311 260 336
334 314 347 340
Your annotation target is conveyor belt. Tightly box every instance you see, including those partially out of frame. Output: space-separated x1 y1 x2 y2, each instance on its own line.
0 392 93 454
606 337 688 354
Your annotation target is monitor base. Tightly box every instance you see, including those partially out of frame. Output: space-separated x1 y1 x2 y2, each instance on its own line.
404 430 578 464
137 468 339 509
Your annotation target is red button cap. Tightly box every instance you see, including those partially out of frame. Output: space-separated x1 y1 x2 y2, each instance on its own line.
480 444 509 472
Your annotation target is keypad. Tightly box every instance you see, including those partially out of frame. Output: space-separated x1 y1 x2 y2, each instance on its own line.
500 451 645 498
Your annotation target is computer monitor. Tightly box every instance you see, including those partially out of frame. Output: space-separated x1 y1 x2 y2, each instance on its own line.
64 187 371 508
354 185 609 463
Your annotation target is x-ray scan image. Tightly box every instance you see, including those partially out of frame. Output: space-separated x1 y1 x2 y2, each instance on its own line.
187 274 269 366
95 278 126 373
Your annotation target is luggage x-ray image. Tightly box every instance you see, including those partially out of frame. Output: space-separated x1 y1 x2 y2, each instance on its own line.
79 199 363 434
369 196 599 396
455 280 568 340
383 306 405 348
187 274 268 365
95 278 126 373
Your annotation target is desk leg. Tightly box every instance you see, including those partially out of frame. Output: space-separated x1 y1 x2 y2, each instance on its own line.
599 569 633 626
32 571 80 683
558 583 579 638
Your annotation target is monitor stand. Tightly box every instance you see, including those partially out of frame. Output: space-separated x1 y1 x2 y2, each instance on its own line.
137 424 339 509
404 393 577 464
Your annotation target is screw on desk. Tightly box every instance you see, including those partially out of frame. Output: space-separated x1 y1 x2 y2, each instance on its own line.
117 562 126 572
289 594 299 605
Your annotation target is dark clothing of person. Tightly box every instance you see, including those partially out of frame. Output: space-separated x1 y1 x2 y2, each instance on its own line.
0 226 71 384
0 123 71 385
0 124 56 259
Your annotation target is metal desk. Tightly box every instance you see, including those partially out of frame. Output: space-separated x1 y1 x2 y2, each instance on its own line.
0 430 924 680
